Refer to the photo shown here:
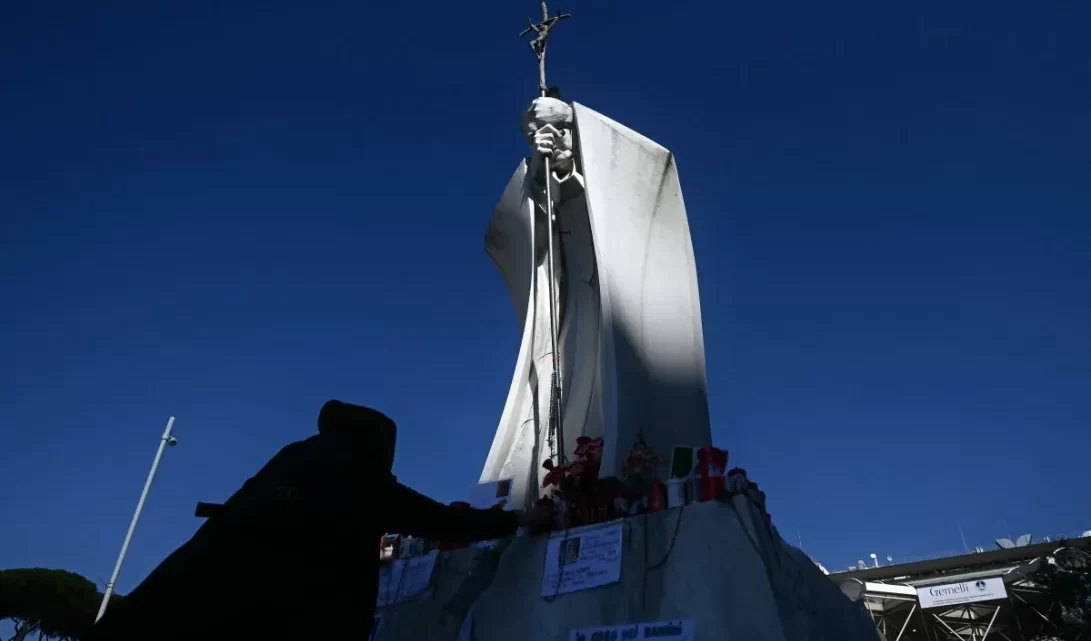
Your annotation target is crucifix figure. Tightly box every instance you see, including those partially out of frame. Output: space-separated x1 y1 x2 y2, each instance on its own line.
520 1 571 97
479 2 713 512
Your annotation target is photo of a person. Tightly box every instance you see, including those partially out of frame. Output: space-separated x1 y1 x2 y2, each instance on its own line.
561 537 581 565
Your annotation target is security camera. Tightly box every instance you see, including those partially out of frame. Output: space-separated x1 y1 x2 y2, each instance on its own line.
167 437 179 447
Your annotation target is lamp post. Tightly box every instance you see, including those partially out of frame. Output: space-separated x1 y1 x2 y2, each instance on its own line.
95 416 178 622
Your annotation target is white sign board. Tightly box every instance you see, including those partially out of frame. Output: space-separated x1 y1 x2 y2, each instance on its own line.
376 550 438 607
570 619 694 641
467 478 518 549
468 478 515 510
917 576 1007 609
541 522 623 597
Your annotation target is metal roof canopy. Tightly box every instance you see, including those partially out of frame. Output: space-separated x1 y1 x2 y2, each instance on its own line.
836 546 1082 641
831 536 1091 583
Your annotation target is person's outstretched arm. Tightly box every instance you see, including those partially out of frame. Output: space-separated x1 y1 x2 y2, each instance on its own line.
386 480 520 544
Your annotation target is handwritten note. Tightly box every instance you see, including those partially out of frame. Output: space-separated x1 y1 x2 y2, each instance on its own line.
376 550 438 607
570 619 694 641
541 522 623 597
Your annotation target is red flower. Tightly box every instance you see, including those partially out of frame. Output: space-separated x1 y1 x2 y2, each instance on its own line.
542 459 570 487
574 436 605 460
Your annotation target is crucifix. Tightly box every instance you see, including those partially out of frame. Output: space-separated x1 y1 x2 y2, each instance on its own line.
520 1 571 98
520 1 570 466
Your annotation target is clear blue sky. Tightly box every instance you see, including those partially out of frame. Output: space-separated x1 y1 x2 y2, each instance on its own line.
2 0 1088 591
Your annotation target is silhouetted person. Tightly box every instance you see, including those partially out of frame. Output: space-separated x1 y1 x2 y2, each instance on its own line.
88 400 550 641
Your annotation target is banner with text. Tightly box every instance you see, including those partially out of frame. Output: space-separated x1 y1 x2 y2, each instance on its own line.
917 577 1007 609
570 619 695 641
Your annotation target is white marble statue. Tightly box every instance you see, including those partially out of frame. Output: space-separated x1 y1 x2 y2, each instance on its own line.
480 97 711 510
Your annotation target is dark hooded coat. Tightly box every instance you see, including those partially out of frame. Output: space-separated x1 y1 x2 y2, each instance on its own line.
88 401 518 641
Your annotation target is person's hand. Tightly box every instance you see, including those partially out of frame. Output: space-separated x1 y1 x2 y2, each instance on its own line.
516 503 554 534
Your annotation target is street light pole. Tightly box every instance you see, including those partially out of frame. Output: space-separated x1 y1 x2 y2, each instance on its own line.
95 416 178 622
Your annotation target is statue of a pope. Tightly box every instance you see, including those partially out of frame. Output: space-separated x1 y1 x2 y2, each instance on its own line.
481 97 711 511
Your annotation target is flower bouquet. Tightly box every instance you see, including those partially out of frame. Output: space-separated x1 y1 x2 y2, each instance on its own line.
622 432 668 513
541 436 611 528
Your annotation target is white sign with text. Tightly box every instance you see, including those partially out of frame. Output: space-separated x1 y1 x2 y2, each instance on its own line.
917 576 1007 609
468 478 515 510
570 619 694 641
541 522 624 597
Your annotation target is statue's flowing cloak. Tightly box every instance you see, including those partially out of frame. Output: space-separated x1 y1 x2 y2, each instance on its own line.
481 103 711 510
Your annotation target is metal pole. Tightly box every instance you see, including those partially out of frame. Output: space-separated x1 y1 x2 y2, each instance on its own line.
933 612 963 639
980 604 1000 640
1007 592 1027 641
920 604 938 641
542 120 565 465
521 0 570 466
95 416 177 622
537 1 549 94
893 603 917 641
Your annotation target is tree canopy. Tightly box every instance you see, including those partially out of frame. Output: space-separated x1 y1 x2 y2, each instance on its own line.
0 568 120 641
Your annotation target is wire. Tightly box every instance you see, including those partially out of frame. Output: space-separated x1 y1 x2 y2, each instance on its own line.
547 369 560 463
727 494 781 592
638 503 685 609
543 515 572 604
647 503 685 571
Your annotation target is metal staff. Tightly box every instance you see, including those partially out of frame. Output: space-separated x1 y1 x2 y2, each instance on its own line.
521 1 571 465
95 416 178 622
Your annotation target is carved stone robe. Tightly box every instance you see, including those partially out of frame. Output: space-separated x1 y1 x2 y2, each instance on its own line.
481 103 712 510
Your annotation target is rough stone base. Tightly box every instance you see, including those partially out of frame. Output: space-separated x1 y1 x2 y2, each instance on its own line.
376 495 877 641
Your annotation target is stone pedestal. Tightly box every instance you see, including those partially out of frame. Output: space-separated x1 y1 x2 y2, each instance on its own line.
375 497 877 641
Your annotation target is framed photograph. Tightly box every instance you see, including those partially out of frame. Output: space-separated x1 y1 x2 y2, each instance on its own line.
561 537 582 565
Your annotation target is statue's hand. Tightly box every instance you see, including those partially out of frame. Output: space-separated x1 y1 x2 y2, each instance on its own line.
531 124 575 169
